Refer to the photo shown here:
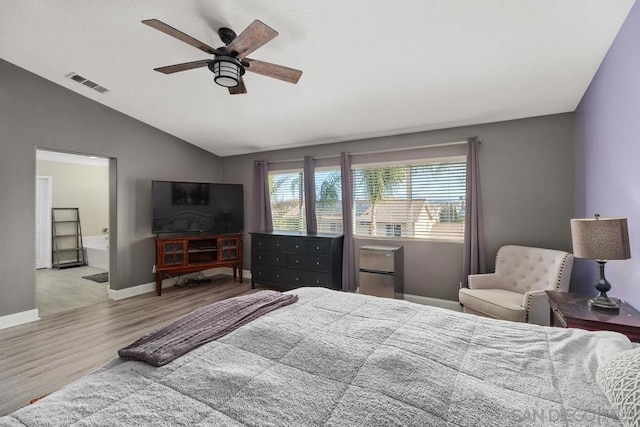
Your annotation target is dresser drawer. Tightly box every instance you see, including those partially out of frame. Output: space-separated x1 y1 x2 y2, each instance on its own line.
252 250 287 267
253 265 301 286
252 265 278 283
251 265 308 287
307 239 330 255
305 271 330 287
283 239 308 254
252 235 288 252
274 268 307 287
252 235 271 252
288 254 329 272
286 269 307 287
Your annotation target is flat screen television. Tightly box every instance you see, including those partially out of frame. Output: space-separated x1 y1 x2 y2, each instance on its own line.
151 181 244 235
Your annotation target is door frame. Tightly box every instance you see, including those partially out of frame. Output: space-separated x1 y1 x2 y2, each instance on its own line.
36 175 53 269
35 149 117 293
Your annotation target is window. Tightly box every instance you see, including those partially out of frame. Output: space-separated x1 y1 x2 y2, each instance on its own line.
385 224 402 237
269 168 344 234
266 157 465 240
352 159 466 241
269 170 306 232
315 168 342 234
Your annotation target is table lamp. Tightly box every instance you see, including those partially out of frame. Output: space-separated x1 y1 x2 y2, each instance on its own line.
570 214 631 310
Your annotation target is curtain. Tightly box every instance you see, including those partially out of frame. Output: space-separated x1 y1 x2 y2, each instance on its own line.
303 155 317 234
461 137 486 287
251 160 273 232
340 151 357 292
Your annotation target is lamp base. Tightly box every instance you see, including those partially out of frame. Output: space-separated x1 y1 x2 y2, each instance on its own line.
588 295 620 311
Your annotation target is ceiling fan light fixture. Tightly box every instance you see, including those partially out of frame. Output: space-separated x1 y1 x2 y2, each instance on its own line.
143 19 303 94
209 56 244 88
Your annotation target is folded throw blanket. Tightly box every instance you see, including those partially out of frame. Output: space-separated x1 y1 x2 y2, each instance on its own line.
118 290 298 366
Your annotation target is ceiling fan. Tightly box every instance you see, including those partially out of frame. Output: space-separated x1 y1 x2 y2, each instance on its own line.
142 18 302 94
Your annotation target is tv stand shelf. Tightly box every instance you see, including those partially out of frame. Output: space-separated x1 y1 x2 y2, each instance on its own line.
155 233 243 296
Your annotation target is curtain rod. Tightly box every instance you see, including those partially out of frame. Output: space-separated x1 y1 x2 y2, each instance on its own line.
257 137 479 165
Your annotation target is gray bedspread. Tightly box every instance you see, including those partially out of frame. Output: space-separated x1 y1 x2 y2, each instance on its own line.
0 287 632 426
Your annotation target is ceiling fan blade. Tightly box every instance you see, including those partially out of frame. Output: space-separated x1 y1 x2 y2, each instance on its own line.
228 77 247 95
154 60 210 74
226 20 278 60
244 58 302 84
142 19 223 55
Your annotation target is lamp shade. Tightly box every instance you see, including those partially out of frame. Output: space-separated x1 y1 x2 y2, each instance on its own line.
570 216 631 260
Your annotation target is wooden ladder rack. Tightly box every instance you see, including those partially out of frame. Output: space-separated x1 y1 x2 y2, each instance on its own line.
52 208 88 269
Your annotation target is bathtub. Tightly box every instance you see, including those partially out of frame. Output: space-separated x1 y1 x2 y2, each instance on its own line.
84 235 109 270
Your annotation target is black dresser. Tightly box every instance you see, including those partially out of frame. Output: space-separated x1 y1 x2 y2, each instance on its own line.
250 231 344 291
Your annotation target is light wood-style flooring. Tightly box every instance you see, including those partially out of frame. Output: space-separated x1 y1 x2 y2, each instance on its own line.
0 275 259 416
36 266 109 317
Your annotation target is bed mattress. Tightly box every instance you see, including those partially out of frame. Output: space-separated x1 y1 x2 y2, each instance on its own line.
0 287 632 426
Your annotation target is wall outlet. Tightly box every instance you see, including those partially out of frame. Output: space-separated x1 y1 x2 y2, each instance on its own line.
152 264 156 273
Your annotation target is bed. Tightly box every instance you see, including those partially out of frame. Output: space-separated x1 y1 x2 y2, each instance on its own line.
1 287 637 426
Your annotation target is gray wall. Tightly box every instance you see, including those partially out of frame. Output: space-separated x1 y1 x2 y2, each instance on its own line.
0 59 222 317
222 113 575 300
0 56 576 316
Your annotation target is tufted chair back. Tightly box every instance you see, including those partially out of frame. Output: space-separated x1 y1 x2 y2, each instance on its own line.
494 245 573 294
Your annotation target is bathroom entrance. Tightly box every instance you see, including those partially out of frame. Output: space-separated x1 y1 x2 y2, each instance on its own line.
35 149 111 317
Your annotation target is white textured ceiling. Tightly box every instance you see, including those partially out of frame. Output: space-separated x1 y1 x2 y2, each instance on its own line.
0 1 634 157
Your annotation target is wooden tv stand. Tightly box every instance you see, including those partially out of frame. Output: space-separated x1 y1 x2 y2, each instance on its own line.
155 233 243 296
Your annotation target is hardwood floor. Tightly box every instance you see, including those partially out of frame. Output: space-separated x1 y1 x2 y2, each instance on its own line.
36 266 109 317
0 275 258 416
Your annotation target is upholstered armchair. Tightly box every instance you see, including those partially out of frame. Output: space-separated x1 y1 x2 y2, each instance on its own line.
459 245 574 326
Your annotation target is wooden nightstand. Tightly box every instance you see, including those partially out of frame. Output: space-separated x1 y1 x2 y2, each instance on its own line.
546 291 640 342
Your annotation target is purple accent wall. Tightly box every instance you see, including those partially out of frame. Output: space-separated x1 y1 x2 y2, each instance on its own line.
575 0 640 309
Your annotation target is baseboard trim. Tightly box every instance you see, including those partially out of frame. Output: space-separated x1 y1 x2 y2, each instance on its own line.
403 294 462 312
0 308 40 330
108 282 157 300
108 268 252 301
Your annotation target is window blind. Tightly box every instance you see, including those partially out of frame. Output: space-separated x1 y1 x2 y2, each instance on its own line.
351 159 466 241
315 169 343 234
268 170 306 232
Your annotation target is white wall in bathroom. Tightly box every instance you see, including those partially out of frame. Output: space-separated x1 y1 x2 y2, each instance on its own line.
36 159 109 236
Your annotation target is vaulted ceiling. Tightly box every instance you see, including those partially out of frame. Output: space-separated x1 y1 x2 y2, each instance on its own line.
0 1 634 156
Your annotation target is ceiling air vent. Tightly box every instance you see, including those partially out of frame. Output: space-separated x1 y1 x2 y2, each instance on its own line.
65 72 110 94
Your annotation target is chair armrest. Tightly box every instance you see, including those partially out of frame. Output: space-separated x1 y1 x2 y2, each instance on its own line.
468 273 501 290
523 290 551 326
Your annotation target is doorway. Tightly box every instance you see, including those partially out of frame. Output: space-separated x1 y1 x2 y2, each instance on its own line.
35 149 111 317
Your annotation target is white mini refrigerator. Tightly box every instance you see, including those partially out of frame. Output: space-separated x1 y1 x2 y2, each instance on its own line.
358 245 404 299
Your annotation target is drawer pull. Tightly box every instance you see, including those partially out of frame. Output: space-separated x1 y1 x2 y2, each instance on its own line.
295 245 299 249
276 257 280 261
316 261 320 265
276 243 280 247
295 260 299 264
276 274 280 278
316 246 320 250
296 277 300 281
316 280 320 284
258 256 262 260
